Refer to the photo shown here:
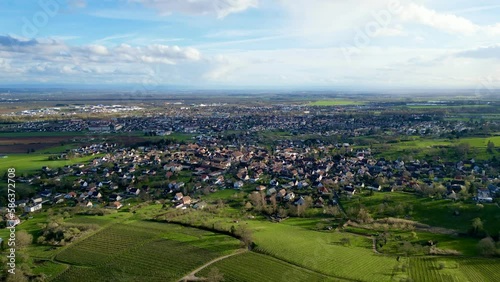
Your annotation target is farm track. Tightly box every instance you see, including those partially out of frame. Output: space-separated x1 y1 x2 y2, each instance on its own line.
179 249 248 281
181 249 350 282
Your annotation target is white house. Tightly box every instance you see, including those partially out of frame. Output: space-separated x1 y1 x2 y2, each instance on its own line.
24 203 42 213
234 181 244 189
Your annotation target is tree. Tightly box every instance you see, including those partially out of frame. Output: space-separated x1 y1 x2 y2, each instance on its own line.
357 208 373 223
470 218 484 236
16 231 33 249
277 207 288 218
235 225 253 249
340 237 351 246
216 199 225 209
324 206 341 217
456 143 471 159
269 195 277 213
487 140 495 153
477 237 496 256
206 267 224 282
399 241 416 256
6 269 29 282
248 192 266 212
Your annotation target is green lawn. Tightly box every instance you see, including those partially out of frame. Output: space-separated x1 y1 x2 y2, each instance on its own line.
203 189 243 202
0 153 102 174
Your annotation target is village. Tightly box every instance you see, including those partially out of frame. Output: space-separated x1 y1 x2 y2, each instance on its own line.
6 132 499 228
7 103 474 139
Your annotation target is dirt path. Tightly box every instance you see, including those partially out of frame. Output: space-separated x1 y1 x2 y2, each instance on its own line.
178 249 247 282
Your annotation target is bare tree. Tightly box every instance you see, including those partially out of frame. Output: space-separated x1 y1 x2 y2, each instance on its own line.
16 231 33 249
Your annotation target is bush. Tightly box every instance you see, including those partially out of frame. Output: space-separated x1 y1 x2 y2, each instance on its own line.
477 237 496 257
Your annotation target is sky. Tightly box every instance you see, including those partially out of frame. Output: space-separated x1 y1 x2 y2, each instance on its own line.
0 0 499 90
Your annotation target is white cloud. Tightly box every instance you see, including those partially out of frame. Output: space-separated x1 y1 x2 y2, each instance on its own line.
399 3 479 34
484 23 500 35
278 0 405 41
456 44 500 59
86 45 109 56
146 44 201 61
374 25 407 37
0 35 206 85
132 0 258 18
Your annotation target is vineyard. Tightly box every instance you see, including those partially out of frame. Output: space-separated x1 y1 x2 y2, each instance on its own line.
198 252 340 282
458 258 500 282
408 257 500 282
247 220 398 281
52 266 116 282
409 257 466 282
55 223 156 266
52 220 242 281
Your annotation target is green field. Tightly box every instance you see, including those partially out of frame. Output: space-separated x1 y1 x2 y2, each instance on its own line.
0 153 102 174
343 192 500 236
3 203 500 282
405 104 493 109
159 206 500 281
246 219 398 281
408 257 500 282
393 136 500 148
0 132 87 138
308 99 365 106
199 252 338 282
372 136 500 160
53 220 242 281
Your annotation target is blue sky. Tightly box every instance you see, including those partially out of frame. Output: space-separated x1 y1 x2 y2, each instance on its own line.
0 0 499 90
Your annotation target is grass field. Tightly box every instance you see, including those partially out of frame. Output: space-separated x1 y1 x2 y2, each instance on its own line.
31 261 69 280
405 105 493 109
372 136 500 160
343 192 500 236
372 136 500 150
53 220 242 281
0 153 102 174
245 219 398 281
